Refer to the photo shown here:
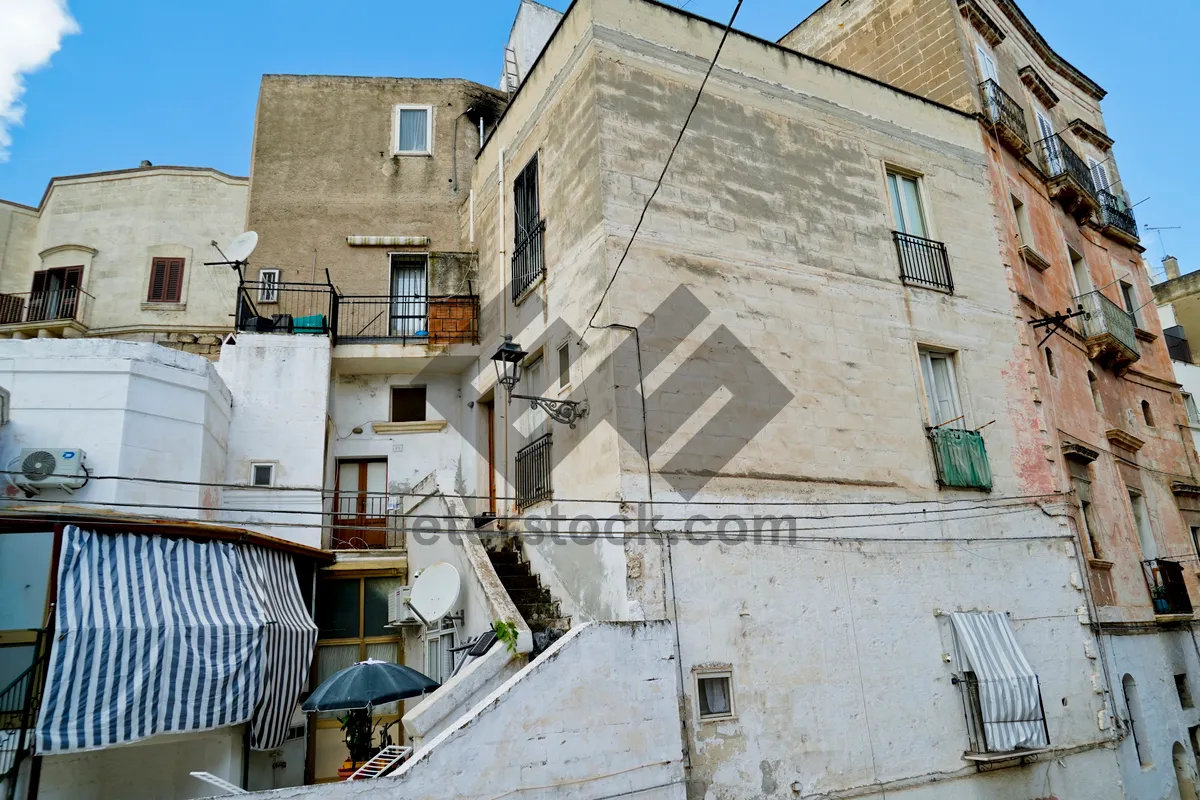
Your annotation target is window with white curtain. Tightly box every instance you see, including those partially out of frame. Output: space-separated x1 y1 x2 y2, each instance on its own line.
394 105 432 154
695 669 734 721
919 349 964 429
886 170 928 238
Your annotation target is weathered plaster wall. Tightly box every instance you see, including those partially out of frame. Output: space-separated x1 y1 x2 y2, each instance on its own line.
0 339 231 517
215 334 331 547
248 76 503 297
500 0 564 90
242 621 686 800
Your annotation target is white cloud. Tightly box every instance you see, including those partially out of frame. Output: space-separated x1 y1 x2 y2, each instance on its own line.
0 0 79 162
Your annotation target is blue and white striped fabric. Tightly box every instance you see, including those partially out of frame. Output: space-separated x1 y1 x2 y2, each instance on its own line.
950 611 1049 752
35 527 316 754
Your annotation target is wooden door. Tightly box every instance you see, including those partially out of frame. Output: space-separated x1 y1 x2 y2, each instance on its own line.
333 459 388 548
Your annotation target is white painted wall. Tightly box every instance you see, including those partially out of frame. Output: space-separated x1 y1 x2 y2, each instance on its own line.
216 333 331 547
1155 303 1200 457
242 621 686 800
499 0 563 90
0 339 230 517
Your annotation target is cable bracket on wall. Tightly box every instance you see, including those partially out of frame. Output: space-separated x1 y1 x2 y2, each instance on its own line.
1030 305 1084 347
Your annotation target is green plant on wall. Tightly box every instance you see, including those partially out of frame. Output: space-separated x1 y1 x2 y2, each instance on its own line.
493 620 519 654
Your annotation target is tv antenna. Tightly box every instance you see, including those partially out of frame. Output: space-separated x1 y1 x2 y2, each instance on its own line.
204 231 258 278
1144 224 1181 263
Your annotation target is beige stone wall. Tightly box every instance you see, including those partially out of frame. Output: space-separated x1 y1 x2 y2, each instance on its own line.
247 76 505 297
779 0 976 112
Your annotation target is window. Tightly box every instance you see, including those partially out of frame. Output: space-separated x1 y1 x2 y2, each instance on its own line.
1142 399 1155 427
29 266 83 321
1088 371 1104 413
147 257 184 303
1192 526 1200 559
1035 107 1055 144
695 670 734 721
1068 247 1092 297
251 463 274 487
1184 393 1199 427
333 459 390 549
425 617 457 684
1129 490 1157 560
1044 347 1056 377
1069 460 1102 558
887 170 928 238
314 576 404 716
919 349 963 428
394 105 431 154
1088 157 1112 194
1012 196 1034 249
390 386 427 423
390 254 428 336
258 269 280 303
1177 674 1195 709
1123 674 1152 766
512 154 544 301
974 38 998 84
951 611 1048 753
557 342 570 390
1121 281 1139 326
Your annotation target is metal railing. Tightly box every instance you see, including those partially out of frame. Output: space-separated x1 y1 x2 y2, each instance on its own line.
929 428 992 490
236 280 335 336
512 220 546 301
515 433 552 511
336 296 479 345
1097 190 1139 240
1143 559 1193 616
0 632 48 794
894 231 953 293
1034 134 1096 199
0 287 93 327
979 80 1031 151
1075 289 1140 358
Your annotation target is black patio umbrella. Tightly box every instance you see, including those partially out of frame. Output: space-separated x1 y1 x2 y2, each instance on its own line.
301 659 440 712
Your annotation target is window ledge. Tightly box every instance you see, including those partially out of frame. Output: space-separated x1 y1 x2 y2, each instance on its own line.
393 151 432 158
1019 245 1051 273
696 713 737 724
141 302 186 311
1087 558 1114 571
372 420 448 435
962 748 1051 764
1134 328 1157 343
514 274 545 306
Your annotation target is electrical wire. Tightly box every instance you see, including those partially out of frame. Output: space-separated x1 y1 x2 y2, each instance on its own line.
582 0 745 338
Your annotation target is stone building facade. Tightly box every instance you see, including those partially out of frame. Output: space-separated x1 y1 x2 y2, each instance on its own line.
786 1 1200 797
0 165 248 358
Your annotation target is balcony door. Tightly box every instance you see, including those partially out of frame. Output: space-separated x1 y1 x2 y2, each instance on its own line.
390 254 428 336
333 459 389 549
974 40 998 84
30 267 82 322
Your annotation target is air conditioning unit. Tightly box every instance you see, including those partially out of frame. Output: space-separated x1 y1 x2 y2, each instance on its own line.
387 586 418 626
13 448 88 495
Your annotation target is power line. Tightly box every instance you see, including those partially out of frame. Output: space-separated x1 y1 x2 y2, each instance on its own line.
583 0 745 337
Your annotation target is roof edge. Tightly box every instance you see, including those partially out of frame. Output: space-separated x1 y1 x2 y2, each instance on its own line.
17 165 248 215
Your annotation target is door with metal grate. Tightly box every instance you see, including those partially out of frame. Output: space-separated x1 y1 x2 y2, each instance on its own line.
390 255 428 336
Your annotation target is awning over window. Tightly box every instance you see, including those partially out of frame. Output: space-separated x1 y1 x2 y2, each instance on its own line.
950 611 1048 752
345 235 429 247
35 526 317 754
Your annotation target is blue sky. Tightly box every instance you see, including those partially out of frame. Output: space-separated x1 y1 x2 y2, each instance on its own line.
1 0 1195 275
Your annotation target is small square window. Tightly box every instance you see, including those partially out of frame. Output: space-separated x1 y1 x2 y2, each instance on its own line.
391 387 427 423
1177 674 1194 709
251 463 274 487
395 106 431 154
695 670 734 721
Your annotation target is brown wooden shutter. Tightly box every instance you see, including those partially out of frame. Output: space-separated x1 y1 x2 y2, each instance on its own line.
165 259 184 303
148 259 168 301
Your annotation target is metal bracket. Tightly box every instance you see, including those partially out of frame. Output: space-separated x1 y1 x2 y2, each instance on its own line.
510 394 589 428
1029 305 1085 347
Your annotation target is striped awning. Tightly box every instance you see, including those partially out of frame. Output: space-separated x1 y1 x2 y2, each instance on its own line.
35 527 317 754
346 235 429 247
950 611 1048 752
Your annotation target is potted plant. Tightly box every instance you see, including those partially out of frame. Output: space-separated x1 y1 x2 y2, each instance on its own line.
336 708 378 780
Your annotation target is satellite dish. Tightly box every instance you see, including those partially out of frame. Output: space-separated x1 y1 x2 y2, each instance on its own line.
408 562 461 623
225 231 258 263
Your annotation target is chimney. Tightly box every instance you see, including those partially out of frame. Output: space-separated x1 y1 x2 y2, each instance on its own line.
1164 255 1181 280
139 160 152 168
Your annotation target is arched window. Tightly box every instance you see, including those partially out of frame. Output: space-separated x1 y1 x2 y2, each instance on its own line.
1088 371 1103 413
1124 674 1152 767
1044 347 1056 377
1142 400 1155 427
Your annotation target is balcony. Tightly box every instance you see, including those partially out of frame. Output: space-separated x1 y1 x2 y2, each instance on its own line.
1034 134 1098 218
1143 559 1193 619
0 287 93 339
336 295 479 345
1075 290 1140 372
894 231 953 293
236 280 335 336
929 428 992 490
1165 325 1192 363
1097 190 1140 246
978 80 1031 155
0 632 48 788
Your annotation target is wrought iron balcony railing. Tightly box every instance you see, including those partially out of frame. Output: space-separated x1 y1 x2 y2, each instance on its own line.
1034 134 1097 213
1143 559 1193 617
512 219 546 302
1075 289 1139 367
336 295 480 345
894 231 953 293
979 80 1031 154
515 433 553 511
1097 189 1139 243
0 631 48 787
929 428 993 490
0 287 93 328
236 281 335 336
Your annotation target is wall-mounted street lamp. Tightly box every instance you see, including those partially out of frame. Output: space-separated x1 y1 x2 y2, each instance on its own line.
490 335 588 428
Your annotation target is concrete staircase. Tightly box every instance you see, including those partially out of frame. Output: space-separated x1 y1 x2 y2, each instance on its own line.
484 541 570 635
